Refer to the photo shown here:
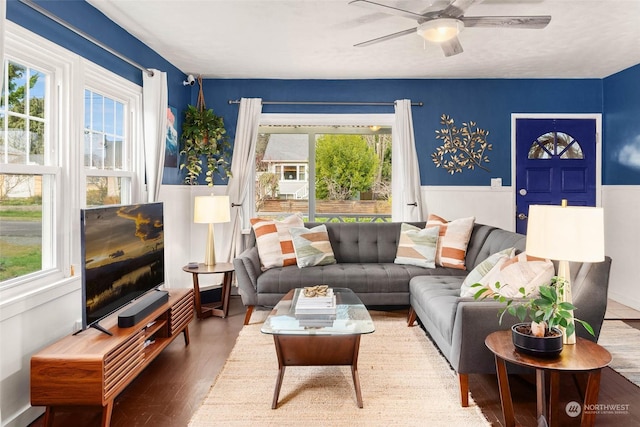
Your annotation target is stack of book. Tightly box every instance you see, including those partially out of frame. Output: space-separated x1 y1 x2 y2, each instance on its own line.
295 287 336 326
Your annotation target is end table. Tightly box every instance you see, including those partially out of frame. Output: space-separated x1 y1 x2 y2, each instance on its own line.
182 262 234 319
485 330 611 427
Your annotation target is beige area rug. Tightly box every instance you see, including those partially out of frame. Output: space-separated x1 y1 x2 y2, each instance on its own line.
599 320 640 387
189 310 490 426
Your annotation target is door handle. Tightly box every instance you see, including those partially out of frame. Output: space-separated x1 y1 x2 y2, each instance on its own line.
517 213 528 220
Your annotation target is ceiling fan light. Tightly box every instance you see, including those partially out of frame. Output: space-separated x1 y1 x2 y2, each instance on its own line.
417 19 464 43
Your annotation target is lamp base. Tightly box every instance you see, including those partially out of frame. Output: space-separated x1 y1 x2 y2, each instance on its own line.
204 223 217 266
558 260 576 345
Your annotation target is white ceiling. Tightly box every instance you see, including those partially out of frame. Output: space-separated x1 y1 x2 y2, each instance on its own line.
87 0 640 79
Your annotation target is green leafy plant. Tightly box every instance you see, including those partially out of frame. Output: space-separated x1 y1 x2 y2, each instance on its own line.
179 104 231 186
471 276 594 338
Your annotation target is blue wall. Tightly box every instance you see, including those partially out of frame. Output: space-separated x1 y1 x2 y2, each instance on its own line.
201 78 603 186
9 0 639 187
603 64 640 185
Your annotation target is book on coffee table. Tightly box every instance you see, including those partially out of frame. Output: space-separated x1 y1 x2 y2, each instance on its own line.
295 288 336 315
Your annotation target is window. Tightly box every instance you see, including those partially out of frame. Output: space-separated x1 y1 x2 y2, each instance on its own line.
528 131 584 159
255 123 392 222
0 60 58 283
0 23 143 292
83 89 131 206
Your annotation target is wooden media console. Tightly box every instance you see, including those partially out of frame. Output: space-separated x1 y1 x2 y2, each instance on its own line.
30 288 194 427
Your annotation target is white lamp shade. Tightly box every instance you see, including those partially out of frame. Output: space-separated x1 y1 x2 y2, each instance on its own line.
525 204 604 262
194 195 231 224
417 19 464 43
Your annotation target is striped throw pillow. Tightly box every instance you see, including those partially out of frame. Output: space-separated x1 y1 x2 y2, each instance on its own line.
394 223 440 268
426 214 475 270
290 225 336 268
485 252 555 298
250 214 304 270
459 247 516 297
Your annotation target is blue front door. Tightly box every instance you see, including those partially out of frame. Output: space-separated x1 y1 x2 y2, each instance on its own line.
515 118 597 234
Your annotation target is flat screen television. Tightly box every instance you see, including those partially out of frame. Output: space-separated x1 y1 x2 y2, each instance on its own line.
80 202 165 334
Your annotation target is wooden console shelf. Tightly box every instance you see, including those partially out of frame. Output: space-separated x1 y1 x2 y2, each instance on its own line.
31 288 194 427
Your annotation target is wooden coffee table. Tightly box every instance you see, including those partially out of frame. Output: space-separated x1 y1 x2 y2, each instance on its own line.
261 288 375 409
485 330 612 427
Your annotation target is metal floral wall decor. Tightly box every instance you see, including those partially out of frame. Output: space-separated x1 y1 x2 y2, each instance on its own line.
431 114 492 174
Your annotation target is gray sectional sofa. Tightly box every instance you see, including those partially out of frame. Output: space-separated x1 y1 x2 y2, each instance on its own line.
233 220 612 406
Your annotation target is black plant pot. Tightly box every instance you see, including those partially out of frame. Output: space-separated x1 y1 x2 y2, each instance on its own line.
511 323 563 357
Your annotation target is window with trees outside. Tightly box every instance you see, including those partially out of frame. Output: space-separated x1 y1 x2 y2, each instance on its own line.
0 60 55 283
255 125 392 222
1 24 143 291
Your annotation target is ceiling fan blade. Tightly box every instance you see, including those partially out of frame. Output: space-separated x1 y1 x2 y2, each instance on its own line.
461 15 551 29
348 0 425 21
354 27 417 47
442 0 477 18
441 36 464 57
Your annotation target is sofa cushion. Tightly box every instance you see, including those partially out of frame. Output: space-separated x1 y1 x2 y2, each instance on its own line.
394 223 439 268
459 247 516 297
289 224 336 268
250 214 304 270
426 214 475 270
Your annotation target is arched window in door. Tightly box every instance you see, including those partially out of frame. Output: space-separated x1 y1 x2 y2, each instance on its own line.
527 131 584 159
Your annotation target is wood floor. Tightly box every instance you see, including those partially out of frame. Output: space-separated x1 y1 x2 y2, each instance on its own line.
30 296 640 426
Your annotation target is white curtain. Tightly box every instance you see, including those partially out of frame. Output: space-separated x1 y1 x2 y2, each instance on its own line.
0 0 6 91
142 69 168 202
220 98 263 262
392 99 424 221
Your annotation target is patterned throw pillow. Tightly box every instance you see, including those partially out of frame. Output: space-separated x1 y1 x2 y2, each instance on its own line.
483 252 555 298
459 247 516 297
426 214 475 270
250 214 304 270
289 225 336 268
394 223 440 268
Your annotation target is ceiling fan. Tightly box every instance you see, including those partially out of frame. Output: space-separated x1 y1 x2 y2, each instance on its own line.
349 0 551 57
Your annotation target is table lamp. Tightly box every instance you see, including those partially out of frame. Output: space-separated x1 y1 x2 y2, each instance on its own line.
525 201 604 344
194 195 231 265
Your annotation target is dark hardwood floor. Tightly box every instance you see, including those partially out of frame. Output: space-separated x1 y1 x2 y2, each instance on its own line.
29 297 640 426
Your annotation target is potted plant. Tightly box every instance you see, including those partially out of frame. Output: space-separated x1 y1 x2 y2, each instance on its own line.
472 276 594 356
179 80 231 185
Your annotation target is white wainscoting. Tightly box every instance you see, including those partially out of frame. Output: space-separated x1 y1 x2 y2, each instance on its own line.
602 185 640 311
422 185 515 231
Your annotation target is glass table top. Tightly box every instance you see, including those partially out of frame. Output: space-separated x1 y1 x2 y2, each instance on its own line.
260 288 375 336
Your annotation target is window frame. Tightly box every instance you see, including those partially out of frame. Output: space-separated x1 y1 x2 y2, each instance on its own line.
0 22 144 310
252 113 394 225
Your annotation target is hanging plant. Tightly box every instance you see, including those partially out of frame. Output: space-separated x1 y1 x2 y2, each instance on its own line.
179 76 231 185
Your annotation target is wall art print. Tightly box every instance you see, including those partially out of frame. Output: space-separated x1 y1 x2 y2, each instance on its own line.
431 114 492 174
165 106 178 167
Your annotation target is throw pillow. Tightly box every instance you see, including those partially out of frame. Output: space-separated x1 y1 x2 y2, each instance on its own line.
483 252 555 298
459 247 516 297
250 214 304 270
289 225 336 268
426 214 475 270
394 223 439 268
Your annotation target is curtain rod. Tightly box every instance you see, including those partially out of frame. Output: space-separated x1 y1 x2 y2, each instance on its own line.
227 99 423 107
19 0 154 77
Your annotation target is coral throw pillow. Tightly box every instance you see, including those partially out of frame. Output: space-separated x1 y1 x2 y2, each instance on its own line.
426 214 475 270
394 223 440 268
289 225 336 268
250 214 304 270
484 252 555 298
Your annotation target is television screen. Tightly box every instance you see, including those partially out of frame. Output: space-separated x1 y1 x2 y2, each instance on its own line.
81 202 165 329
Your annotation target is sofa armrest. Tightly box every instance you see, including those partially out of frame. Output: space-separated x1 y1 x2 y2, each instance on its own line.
233 246 262 307
449 299 526 375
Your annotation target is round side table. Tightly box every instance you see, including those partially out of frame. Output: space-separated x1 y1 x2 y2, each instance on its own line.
182 263 234 319
485 330 611 427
